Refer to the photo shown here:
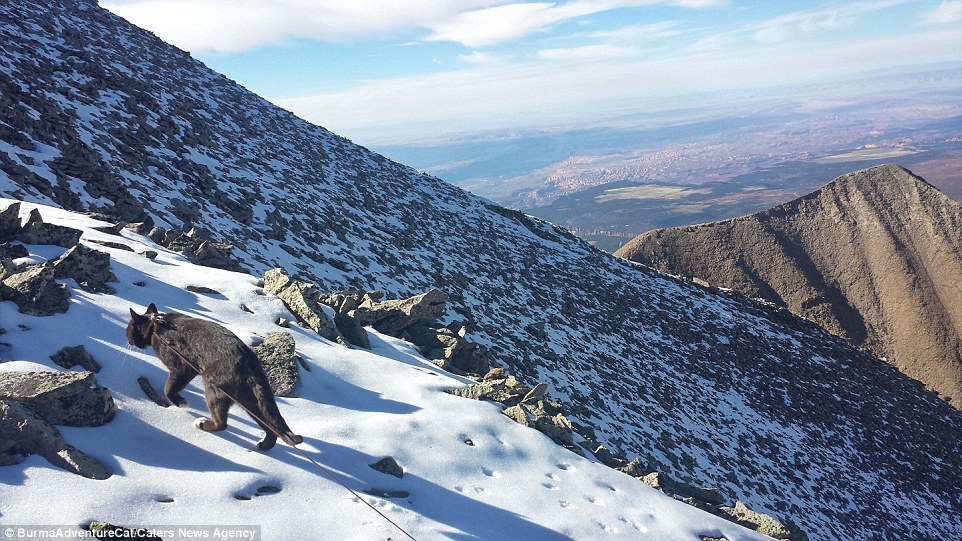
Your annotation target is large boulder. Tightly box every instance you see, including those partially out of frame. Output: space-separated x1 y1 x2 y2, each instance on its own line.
263 268 348 346
51 244 117 293
0 264 70 315
354 288 448 335
251 332 299 396
17 208 82 247
0 202 22 240
0 399 111 479
0 371 115 426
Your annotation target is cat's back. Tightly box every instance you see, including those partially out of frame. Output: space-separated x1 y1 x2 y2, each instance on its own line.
159 313 253 366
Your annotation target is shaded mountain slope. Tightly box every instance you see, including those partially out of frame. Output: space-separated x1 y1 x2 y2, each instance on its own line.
2 2 962 539
616 164 962 406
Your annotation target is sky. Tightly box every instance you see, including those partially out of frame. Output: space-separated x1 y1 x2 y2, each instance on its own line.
101 0 962 146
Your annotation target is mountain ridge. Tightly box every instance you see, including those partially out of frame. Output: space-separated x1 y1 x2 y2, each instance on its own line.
2 2 962 538
616 164 962 406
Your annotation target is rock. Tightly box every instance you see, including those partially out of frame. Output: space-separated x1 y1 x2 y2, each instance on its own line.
720 501 796 540
51 244 117 293
17 208 82 247
369 456 404 478
535 412 575 447
447 380 521 404
251 332 299 396
49 345 101 372
483 367 505 381
522 382 548 403
0 264 70 315
618 458 652 478
0 241 28 259
0 202 22 240
0 399 111 479
354 288 448 335
0 371 116 426
334 311 370 349
641 471 726 507
503 404 532 427
362 488 410 499
88 239 134 251
139 250 158 259
262 268 348 346
275 317 289 328
185 285 221 295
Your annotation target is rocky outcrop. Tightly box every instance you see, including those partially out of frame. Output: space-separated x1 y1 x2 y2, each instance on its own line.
616 164 962 408
0 263 70 315
262 268 348 346
17 208 82 247
0 399 111 480
52 244 117 293
144 223 244 272
320 288 491 374
0 371 116 426
369 456 404 479
251 332 299 396
49 344 101 372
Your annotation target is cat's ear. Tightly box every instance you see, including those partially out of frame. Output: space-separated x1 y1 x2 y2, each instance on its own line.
146 303 158 315
130 307 138 319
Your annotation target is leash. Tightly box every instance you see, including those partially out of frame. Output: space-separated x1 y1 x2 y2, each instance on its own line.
148 315 418 541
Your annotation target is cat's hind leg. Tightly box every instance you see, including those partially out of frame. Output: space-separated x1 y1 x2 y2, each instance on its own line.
194 387 232 433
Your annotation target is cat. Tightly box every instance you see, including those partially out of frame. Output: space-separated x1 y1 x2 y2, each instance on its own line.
127 303 303 451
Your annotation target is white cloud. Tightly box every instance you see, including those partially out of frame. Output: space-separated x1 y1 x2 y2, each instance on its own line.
921 1 962 25
273 24 962 145
102 0 727 52
101 0 492 53
536 44 636 61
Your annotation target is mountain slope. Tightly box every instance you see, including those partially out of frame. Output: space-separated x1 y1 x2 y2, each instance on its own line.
2 1 962 539
0 199 771 540
616 164 962 406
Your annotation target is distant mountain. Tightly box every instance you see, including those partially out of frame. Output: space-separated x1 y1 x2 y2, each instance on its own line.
2 2 962 539
616 164 962 406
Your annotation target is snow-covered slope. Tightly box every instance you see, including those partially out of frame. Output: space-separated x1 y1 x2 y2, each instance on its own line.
0 200 767 541
2 1 962 539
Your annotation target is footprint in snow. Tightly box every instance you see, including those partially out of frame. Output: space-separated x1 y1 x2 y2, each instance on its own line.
481 467 499 478
585 494 605 506
234 484 282 500
542 483 558 490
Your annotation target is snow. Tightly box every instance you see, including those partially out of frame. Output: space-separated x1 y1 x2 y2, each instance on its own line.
0 199 767 541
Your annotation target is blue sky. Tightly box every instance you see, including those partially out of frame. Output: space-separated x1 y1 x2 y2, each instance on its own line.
102 1 962 145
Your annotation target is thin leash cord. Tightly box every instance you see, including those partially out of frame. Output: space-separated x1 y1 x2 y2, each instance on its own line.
150 325 418 541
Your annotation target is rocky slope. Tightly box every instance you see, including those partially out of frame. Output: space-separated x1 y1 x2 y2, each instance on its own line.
616 164 962 407
2 1 962 539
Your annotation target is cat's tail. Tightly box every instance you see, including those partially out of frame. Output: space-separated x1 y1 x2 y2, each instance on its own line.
251 376 304 446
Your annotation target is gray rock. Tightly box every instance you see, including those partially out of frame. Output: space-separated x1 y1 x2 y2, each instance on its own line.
0 202 22 240
251 332 299 396
185 285 221 295
719 501 796 540
0 371 116 427
51 244 117 293
0 264 70 315
17 209 82 247
263 268 348 346
334 311 370 349
0 242 28 259
49 345 101 372
354 288 448 335
0 399 111 479
369 456 404 478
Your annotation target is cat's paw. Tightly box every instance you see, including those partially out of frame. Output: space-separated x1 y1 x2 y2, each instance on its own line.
170 395 189 408
193 417 211 430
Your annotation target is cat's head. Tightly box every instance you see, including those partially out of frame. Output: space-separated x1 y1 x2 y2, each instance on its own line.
127 303 159 349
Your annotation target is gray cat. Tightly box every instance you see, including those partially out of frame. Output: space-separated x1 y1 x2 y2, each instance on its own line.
127 303 303 450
